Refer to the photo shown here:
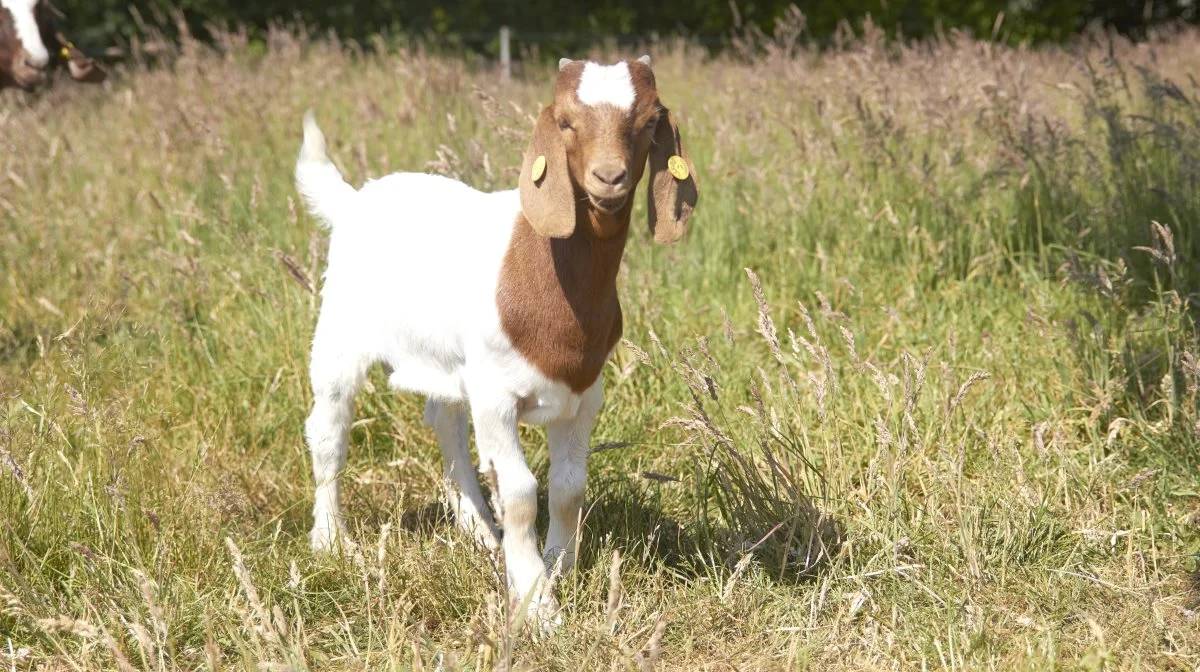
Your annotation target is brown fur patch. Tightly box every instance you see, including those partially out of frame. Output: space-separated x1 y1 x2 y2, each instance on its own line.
0 6 20 89
496 211 626 393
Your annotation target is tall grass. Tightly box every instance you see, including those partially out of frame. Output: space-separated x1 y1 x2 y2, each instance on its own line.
1 14 1198 670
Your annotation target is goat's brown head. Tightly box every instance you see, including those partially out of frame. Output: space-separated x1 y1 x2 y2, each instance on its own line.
519 55 699 242
0 0 106 91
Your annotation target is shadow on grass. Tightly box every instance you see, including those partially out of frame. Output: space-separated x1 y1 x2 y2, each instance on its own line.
581 472 844 585
573 475 701 577
273 433 844 589
379 469 844 587
381 474 704 579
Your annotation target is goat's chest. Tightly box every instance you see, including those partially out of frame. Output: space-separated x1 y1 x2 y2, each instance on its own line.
495 217 625 394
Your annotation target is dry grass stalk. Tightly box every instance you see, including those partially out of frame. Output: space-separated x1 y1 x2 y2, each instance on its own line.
746 268 798 395
605 550 623 635
271 248 314 294
948 371 991 421
0 436 33 501
225 537 282 647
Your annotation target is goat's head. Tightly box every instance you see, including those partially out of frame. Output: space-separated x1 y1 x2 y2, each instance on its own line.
0 0 106 91
520 55 699 242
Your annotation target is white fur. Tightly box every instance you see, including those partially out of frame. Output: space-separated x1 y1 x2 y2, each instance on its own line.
296 113 607 633
576 62 634 109
1 0 48 67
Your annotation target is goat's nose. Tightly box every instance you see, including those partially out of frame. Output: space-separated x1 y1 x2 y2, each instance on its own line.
591 162 628 186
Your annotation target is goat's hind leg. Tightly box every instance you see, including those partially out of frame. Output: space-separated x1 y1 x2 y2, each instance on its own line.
306 348 368 553
424 399 499 549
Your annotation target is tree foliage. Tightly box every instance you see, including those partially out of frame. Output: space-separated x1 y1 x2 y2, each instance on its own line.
49 0 1200 59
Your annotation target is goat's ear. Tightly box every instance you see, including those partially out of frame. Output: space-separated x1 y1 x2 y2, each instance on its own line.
646 108 698 244
56 32 107 83
519 106 576 239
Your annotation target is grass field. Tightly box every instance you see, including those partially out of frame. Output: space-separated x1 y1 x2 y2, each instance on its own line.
2 18 1199 670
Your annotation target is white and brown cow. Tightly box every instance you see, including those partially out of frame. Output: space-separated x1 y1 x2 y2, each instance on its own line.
0 0 105 92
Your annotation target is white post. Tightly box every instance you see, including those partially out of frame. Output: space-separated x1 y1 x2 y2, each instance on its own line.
499 26 511 81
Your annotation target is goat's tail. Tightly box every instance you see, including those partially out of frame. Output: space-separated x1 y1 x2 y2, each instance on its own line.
295 110 355 229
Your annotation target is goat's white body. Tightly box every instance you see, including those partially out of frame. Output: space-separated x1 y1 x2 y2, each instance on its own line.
296 115 602 632
309 171 590 423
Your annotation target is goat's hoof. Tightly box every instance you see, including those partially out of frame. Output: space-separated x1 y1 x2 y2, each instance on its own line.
510 575 562 638
526 591 563 639
310 525 357 555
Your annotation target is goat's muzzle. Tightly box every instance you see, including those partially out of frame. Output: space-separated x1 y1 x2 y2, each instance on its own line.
585 158 632 213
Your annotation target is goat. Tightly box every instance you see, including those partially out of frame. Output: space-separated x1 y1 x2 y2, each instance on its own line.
0 0 105 92
295 55 698 630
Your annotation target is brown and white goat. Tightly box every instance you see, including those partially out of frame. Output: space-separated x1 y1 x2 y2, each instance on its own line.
295 55 698 632
0 0 105 92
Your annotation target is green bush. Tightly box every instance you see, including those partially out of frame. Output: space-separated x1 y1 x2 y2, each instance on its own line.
48 0 1200 61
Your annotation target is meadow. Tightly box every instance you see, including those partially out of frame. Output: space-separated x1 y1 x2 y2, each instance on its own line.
1 16 1199 670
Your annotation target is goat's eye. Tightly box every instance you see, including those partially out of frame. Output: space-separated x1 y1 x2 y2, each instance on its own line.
558 119 573 132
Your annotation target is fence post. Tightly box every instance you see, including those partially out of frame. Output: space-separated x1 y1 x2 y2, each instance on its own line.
499 26 511 81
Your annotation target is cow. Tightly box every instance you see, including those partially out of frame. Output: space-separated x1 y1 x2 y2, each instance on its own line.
0 0 106 92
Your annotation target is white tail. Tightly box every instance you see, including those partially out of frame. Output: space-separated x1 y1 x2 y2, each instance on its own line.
295 110 356 229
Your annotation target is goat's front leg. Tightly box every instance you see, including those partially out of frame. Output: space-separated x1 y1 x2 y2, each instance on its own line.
468 392 560 632
544 378 603 575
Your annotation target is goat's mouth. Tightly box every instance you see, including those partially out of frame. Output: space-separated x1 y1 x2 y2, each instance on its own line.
587 193 628 213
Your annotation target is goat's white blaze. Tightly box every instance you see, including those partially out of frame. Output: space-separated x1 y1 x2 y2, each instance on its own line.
575 62 635 109
1 0 48 67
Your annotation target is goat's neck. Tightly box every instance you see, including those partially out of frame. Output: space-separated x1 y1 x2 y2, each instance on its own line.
554 199 632 289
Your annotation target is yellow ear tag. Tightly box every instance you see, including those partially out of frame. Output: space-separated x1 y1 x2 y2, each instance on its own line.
60 47 70 58
531 155 547 183
667 155 689 180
